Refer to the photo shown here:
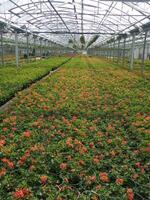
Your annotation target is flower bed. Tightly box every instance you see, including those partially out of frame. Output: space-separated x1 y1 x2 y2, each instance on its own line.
0 57 150 199
0 57 70 106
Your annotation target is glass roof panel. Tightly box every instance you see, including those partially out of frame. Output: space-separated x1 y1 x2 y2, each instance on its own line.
0 0 150 46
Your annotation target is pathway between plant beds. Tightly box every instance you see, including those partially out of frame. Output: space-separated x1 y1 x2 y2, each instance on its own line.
0 56 150 200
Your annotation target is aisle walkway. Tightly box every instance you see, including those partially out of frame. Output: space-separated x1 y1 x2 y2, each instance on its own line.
0 57 150 199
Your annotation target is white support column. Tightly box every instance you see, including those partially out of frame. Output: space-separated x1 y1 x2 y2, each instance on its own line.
0 32 4 66
45 40 47 57
141 31 147 76
15 31 19 67
122 35 127 67
33 36 37 60
40 38 43 58
130 33 136 70
117 38 121 64
113 39 115 62
26 33 29 63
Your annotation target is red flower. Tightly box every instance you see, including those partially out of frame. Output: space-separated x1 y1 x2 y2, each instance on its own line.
72 116 77 122
66 137 73 148
0 168 6 177
12 127 17 131
93 157 99 165
9 133 14 138
89 142 95 148
2 127 8 132
107 139 112 144
23 131 30 138
115 178 124 185
135 162 141 168
7 161 14 169
0 139 6 147
60 163 67 170
40 175 47 185
13 188 29 199
89 175 96 182
127 188 134 200
1 158 9 163
99 172 109 182
1 158 14 169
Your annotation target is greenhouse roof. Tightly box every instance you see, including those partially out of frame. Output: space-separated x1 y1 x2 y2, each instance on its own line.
0 0 150 46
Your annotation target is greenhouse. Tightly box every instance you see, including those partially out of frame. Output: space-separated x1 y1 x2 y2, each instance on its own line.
0 0 150 199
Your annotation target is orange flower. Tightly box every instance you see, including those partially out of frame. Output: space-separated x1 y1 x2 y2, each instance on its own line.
60 163 67 170
66 137 73 148
89 142 95 148
127 188 134 200
110 150 116 157
23 131 30 138
7 161 14 169
1 158 14 169
40 175 47 185
1 158 9 163
13 188 29 199
2 127 8 131
72 116 77 122
107 139 112 144
122 140 127 145
9 133 14 138
95 185 102 190
67 155 72 161
99 172 109 182
106 124 114 132
115 178 124 185
78 160 85 166
0 168 6 177
131 173 139 180
79 146 87 155
89 126 95 131
93 157 99 165
145 116 150 121
0 139 5 147
12 127 17 131
135 162 141 168
89 175 96 182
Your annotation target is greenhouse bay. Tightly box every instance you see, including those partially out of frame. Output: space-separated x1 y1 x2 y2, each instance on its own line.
0 1 150 200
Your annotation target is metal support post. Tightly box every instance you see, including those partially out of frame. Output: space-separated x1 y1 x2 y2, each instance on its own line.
113 40 115 62
0 32 4 66
40 38 42 58
117 38 121 64
122 36 126 67
130 33 136 70
33 36 37 61
26 33 29 63
15 31 19 67
141 31 147 76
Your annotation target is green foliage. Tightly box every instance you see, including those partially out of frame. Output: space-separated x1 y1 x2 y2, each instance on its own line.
68 39 73 44
0 57 69 105
80 35 85 45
